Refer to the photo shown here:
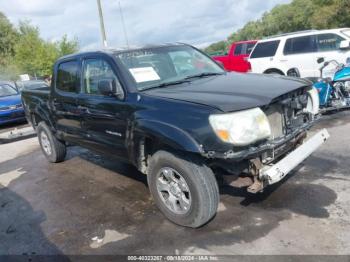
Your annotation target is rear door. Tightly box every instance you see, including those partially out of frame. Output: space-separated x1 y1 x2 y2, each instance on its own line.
77 55 129 160
249 40 280 73
52 60 84 142
282 35 318 77
315 33 347 78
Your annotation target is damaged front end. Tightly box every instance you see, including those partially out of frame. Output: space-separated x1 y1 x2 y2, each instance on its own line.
206 87 329 193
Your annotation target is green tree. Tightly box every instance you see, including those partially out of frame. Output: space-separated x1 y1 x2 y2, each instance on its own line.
14 21 79 77
56 34 79 57
0 12 19 79
205 0 350 53
0 12 18 64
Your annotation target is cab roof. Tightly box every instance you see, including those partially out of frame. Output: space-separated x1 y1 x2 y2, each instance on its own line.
58 43 188 61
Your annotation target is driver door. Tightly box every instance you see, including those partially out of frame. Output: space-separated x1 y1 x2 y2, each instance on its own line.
77 56 129 160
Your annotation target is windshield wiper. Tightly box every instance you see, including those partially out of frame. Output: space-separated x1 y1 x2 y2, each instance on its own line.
140 79 191 91
184 72 224 80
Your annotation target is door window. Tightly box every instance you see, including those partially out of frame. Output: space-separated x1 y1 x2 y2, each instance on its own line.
82 58 122 95
56 61 80 93
233 44 243 55
316 33 345 52
250 40 280 58
284 35 316 55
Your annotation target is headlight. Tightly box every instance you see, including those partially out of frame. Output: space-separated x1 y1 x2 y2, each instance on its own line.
209 108 271 146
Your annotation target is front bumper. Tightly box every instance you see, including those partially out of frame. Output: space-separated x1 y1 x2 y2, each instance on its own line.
260 128 329 186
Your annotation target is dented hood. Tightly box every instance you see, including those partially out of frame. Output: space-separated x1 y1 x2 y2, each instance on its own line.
143 72 311 112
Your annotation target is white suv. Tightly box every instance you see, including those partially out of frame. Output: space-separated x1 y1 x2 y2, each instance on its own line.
249 28 350 78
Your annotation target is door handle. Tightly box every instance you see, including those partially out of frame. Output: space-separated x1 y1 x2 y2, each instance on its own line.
77 105 90 114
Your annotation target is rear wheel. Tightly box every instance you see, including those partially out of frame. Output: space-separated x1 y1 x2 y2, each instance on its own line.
148 150 219 228
37 122 66 163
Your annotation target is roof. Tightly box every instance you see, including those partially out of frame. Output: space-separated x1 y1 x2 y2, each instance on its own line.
59 43 187 61
260 28 350 42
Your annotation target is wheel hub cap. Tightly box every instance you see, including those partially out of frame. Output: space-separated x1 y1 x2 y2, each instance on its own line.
156 167 191 215
40 132 52 155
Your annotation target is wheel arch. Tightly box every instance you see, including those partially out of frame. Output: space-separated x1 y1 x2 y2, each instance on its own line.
129 119 204 174
263 68 285 75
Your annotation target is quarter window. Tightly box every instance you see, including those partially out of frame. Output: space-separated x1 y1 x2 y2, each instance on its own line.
250 40 280 58
284 35 316 55
56 61 80 93
316 33 344 52
82 58 122 95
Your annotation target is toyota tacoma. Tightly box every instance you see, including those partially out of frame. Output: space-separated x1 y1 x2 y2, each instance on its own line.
22 44 329 228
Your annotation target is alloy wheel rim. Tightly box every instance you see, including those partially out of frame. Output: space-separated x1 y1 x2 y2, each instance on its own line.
40 132 52 155
156 167 191 215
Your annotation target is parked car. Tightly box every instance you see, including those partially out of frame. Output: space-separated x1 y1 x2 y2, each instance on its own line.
22 44 328 228
249 28 350 77
212 40 257 72
0 82 25 125
16 80 49 92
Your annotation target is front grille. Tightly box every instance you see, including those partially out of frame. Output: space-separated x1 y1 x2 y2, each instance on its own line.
0 104 22 111
264 89 312 141
0 106 10 111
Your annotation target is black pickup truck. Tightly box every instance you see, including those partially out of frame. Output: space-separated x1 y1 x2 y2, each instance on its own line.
22 44 329 227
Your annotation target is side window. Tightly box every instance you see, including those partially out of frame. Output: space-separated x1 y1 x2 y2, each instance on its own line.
233 44 243 55
82 58 122 96
246 43 256 55
56 61 80 93
317 34 345 52
250 40 280 58
284 35 316 55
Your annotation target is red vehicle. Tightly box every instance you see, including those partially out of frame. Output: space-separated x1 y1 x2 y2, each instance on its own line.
212 40 257 72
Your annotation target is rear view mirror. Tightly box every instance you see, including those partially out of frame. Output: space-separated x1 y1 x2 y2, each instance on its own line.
98 78 116 96
340 40 350 50
317 57 325 64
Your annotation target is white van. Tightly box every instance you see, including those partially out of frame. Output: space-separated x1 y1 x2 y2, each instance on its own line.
249 28 350 78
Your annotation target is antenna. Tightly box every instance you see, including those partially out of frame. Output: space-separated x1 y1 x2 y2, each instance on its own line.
118 1 130 48
97 0 108 47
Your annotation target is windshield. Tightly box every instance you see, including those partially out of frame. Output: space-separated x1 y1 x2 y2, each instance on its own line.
116 45 225 90
0 84 18 97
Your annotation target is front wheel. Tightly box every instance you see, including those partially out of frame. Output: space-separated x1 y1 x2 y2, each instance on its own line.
37 122 66 163
148 150 219 228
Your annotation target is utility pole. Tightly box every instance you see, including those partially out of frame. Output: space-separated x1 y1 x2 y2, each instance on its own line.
118 1 129 48
97 0 108 47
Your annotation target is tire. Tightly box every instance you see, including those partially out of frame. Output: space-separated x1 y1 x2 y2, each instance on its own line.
147 150 219 228
37 122 66 163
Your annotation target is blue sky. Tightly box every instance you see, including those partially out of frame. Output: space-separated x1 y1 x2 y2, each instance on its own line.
0 0 291 50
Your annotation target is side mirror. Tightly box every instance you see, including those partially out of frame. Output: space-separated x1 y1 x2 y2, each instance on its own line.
98 78 116 96
317 57 325 64
98 78 124 99
346 57 350 64
340 40 350 50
